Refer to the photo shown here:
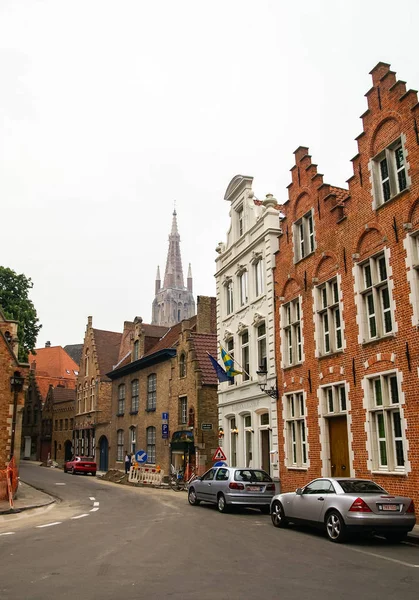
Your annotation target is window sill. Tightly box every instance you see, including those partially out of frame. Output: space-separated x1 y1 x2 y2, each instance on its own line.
375 187 410 211
286 466 308 471
294 250 315 265
318 350 344 361
371 470 407 477
282 363 303 371
362 333 395 348
145 408 156 413
116 413 125 417
129 411 138 416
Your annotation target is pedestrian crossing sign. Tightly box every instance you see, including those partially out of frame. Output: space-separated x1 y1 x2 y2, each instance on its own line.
212 447 227 462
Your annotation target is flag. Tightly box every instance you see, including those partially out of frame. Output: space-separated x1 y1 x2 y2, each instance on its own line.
207 352 229 383
221 347 242 377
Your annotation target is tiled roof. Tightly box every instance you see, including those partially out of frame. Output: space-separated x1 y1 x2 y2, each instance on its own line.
63 344 83 366
92 328 122 381
190 333 218 385
52 387 76 404
36 377 75 401
28 346 79 399
143 324 170 355
329 186 350 203
143 322 183 356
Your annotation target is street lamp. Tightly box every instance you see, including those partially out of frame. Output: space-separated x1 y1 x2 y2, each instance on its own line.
256 366 279 399
10 373 25 459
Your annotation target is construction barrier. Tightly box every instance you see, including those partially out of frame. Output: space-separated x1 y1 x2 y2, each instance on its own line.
0 457 18 505
128 465 164 486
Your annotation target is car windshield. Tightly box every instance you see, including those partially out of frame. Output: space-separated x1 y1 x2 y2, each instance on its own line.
234 469 272 483
338 480 386 494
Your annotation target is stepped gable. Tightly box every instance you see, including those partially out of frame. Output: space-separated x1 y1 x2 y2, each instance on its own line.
190 332 217 385
92 328 122 381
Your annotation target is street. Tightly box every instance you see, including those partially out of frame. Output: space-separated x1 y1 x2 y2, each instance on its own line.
1 464 419 600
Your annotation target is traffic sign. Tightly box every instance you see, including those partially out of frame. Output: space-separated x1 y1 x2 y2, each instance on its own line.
214 461 227 467
162 424 169 439
135 449 148 464
162 412 169 421
201 423 213 431
212 447 227 461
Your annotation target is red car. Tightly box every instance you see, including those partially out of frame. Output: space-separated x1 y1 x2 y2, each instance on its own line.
64 456 97 476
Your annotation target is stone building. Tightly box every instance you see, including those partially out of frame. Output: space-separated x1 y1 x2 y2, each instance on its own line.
215 176 282 479
107 296 218 476
274 62 419 508
0 309 28 470
152 210 195 327
43 385 76 464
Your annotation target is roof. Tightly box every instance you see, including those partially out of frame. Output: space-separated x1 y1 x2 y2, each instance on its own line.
143 322 183 356
329 186 350 203
28 346 79 399
92 328 123 380
63 344 83 366
190 333 218 385
51 387 76 404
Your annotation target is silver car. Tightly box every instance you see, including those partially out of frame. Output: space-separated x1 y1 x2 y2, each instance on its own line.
188 466 276 513
271 477 416 543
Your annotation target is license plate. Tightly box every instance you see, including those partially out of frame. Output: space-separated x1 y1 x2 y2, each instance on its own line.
381 504 399 511
247 485 262 492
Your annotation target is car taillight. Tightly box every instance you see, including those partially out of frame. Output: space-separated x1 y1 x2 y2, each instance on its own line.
407 500 415 514
266 484 275 491
229 482 244 490
349 497 372 512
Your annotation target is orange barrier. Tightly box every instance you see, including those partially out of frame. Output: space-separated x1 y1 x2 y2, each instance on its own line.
0 457 18 505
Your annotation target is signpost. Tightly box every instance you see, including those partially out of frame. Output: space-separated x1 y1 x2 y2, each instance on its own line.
135 449 148 464
162 424 169 439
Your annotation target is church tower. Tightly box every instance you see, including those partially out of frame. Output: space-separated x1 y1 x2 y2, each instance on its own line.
152 210 196 326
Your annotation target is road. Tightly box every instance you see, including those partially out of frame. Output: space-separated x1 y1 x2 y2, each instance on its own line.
1 463 419 600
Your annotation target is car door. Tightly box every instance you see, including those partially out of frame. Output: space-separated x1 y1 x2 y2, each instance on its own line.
290 479 334 524
196 468 217 502
212 467 230 502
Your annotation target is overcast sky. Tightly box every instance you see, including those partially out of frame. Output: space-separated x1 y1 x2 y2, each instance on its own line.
1 0 418 349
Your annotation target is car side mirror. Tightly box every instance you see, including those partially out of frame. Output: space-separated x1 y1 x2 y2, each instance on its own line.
195 476 202 481
296 487 303 496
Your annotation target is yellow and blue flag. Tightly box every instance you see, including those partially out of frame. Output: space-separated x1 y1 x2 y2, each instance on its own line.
221 347 242 377
207 352 229 383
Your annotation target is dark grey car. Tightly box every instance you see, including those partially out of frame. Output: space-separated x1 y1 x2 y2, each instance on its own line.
270 477 416 543
188 466 276 513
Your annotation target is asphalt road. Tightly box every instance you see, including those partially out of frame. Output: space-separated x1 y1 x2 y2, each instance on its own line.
1 463 419 600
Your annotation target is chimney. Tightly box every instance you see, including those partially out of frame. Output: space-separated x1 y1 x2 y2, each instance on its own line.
196 296 216 334
45 341 51 348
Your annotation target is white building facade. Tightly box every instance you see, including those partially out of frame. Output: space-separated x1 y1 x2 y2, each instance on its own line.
215 175 282 481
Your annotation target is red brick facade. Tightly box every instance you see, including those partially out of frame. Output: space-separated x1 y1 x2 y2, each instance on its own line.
274 62 419 510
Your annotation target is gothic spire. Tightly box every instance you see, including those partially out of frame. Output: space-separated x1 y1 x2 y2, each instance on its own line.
163 210 184 289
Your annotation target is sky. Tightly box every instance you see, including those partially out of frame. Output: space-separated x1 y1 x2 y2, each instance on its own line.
1 0 419 349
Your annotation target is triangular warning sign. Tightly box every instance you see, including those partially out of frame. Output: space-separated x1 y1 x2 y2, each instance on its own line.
212 446 227 461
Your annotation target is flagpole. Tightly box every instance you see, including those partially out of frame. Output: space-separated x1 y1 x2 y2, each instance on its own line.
219 344 252 379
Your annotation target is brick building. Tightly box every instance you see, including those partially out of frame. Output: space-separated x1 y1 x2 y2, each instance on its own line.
43 386 76 464
274 62 419 507
107 296 218 476
0 309 28 469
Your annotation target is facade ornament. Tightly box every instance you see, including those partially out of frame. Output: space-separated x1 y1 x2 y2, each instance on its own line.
237 321 248 334
263 193 277 209
252 312 265 327
216 241 226 254
250 250 263 265
223 329 233 342
235 263 246 275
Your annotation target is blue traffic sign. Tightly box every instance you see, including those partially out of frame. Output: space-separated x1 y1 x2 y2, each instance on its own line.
214 461 227 467
162 412 169 420
135 450 148 464
162 424 169 439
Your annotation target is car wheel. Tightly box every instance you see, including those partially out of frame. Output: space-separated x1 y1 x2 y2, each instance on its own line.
325 510 346 543
260 505 270 515
271 501 288 528
188 487 200 506
91 472 96 477
63 467 67 473
384 532 407 543
217 493 229 513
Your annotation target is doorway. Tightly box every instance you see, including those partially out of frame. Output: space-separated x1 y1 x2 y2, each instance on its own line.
64 440 72 462
99 436 109 472
261 429 271 475
328 416 350 477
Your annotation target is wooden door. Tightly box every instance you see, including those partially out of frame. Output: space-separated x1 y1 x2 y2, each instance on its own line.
261 429 271 475
328 416 350 477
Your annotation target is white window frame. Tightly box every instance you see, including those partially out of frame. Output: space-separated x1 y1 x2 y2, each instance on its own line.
372 137 409 207
117 429 124 462
359 252 394 342
226 280 234 315
226 337 235 387
256 322 267 371
129 426 136 455
131 379 139 412
238 271 248 307
254 260 264 298
284 392 307 468
316 278 343 355
237 207 244 237
240 330 250 381
147 374 157 410
180 396 187 425
118 384 125 415
146 426 156 464
293 210 315 262
281 297 302 367
322 383 347 416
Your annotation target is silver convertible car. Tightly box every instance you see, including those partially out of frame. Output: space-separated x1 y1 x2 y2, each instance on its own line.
188 466 276 513
270 477 416 543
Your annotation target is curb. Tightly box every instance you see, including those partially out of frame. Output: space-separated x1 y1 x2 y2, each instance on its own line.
0 498 56 516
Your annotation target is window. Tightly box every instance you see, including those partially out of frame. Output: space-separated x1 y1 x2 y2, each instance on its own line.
131 379 139 413
226 281 234 315
179 397 187 424
133 340 139 361
367 372 405 472
55 420 58 431
117 429 124 462
147 426 156 464
59 419 63 431
294 210 315 261
257 322 267 371
303 480 335 495
316 278 343 355
230 418 237 467
282 297 302 367
83 382 88 413
215 468 229 481
117 384 125 415
372 138 408 206
254 260 264 297
90 379 95 411
179 353 186 378
85 352 89 376
70 418 74 430
239 271 248 306
77 385 81 414
244 414 252 468
241 330 250 381
359 253 393 342
202 468 216 481
260 413 269 426
285 392 307 468
129 426 136 455
65 418 68 430
147 374 157 410
226 338 235 386
237 207 244 237
322 383 347 415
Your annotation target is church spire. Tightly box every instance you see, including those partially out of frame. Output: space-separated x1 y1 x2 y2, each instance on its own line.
163 210 184 290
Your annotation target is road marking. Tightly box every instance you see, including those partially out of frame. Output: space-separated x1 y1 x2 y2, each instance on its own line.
0 532 15 536
348 546 419 568
89 497 95 501
36 522 62 528
55 483 66 486
71 514 89 520
90 507 99 512
93 502 99 507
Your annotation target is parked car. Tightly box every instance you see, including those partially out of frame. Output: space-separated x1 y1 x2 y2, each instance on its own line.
270 477 415 543
187 466 276 513
64 456 97 476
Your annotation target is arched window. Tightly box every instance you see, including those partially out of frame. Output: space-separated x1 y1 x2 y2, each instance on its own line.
117 429 124 462
147 426 156 464
77 384 82 414
118 384 126 415
90 378 95 411
85 351 89 376
131 379 139 412
179 353 186 378
83 382 88 412
147 374 157 410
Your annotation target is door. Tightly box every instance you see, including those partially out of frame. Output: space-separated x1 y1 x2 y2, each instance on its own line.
99 436 109 472
329 416 350 477
198 468 216 501
64 440 73 462
289 479 334 523
24 436 31 459
261 430 271 475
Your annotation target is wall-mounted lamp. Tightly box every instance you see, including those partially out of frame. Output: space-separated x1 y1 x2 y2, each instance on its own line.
256 366 279 399
231 428 239 435
218 427 224 438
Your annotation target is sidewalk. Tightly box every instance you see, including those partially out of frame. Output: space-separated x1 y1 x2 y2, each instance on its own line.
0 480 55 515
